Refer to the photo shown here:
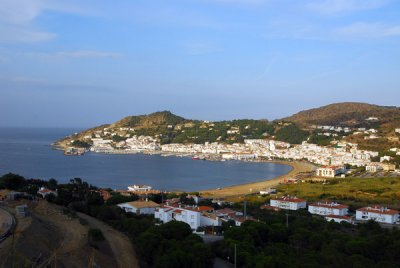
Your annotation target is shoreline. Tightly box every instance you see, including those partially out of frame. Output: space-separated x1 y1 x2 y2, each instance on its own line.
53 144 316 196
200 160 316 198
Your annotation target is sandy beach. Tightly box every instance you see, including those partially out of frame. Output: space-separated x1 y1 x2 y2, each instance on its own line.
200 161 316 198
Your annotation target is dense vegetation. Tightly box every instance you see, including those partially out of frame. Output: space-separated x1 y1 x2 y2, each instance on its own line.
274 124 309 144
308 133 334 146
4 173 400 267
71 140 91 148
214 209 400 267
0 173 212 268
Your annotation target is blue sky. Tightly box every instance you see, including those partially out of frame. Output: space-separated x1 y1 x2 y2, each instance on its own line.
0 0 399 127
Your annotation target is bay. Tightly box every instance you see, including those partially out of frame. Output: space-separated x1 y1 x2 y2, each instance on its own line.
0 127 292 191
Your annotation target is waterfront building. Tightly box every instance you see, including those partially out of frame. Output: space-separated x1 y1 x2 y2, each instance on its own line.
356 206 399 224
127 185 152 192
316 166 345 178
365 163 383 172
308 202 348 216
270 196 307 210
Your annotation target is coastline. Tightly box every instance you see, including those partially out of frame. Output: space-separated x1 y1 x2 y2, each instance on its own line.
200 160 316 198
52 142 316 196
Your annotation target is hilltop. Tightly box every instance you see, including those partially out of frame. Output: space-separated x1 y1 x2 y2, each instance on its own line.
110 111 187 129
280 102 400 151
281 102 400 129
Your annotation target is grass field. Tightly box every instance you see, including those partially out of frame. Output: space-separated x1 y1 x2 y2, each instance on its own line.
277 177 400 208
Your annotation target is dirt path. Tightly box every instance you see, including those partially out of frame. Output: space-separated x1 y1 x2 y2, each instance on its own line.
77 212 139 268
201 161 316 198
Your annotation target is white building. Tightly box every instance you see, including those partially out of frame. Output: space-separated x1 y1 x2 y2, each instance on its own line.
356 206 399 224
365 163 383 172
37 187 57 198
380 156 393 163
127 185 152 192
325 215 353 224
200 212 222 227
308 202 348 216
316 166 345 178
270 196 307 210
155 205 218 230
117 201 160 215
395 128 400 134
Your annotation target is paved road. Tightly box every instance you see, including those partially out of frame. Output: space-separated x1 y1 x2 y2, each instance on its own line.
77 212 139 268
0 207 14 242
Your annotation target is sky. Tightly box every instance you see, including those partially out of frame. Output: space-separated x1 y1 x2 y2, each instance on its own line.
0 0 399 127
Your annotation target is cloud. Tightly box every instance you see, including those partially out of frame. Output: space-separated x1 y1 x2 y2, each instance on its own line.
183 41 220 55
307 0 391 15
24 50 124 59
0 0 88 43
0 25 56 43
334 22 400 39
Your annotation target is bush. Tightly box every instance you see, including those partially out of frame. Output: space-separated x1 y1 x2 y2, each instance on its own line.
88 228 105 242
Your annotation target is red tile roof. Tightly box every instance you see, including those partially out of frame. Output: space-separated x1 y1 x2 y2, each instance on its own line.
260 205 281 211
357 206 399 215
309 202 348 210
325 215 352 220
271 196 306 203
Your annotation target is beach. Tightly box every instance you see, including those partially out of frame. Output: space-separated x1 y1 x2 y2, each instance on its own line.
200 161 316 198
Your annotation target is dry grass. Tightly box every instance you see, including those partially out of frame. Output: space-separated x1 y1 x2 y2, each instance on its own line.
278 177 400 207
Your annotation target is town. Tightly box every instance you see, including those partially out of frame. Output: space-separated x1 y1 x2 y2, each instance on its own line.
62 122 400 174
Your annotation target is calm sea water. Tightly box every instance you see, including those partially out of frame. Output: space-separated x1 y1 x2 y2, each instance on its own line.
0 128 292 191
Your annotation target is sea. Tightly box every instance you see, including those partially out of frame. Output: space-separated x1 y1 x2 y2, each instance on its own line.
0 127 292 191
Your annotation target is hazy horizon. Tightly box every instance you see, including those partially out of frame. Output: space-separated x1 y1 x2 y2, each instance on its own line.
1 0 399 127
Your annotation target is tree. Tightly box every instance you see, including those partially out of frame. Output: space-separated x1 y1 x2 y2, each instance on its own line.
157 221 192 240
0 173 27 190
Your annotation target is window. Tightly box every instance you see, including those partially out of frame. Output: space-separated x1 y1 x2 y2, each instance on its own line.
191 215 195 219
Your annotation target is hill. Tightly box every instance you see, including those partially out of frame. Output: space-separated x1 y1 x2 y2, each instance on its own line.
110 111 187 129
281 102 400 128
281 102 400 151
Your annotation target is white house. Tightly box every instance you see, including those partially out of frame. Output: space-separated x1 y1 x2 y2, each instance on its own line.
365 163 383 172
37 187 57 198
127 185 152 192
155 205 218 230
325 215 353 224
356 206 399 224
117 201 160 215
380 156 393 163
308 202 348 216
270 196 307 210
395 128 400 134
316 166 345 178
200 212 222 227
